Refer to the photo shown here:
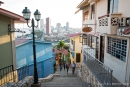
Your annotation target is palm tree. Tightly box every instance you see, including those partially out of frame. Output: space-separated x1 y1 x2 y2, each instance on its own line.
56 40 66 50
56 40 66 62
56 40 70 63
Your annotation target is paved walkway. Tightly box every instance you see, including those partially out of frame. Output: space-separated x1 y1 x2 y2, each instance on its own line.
41 66 91 87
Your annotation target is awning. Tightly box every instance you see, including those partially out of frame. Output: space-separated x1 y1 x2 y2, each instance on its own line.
0 1 4 6
77 0 89 8
75 0 89 14
75 9 80 14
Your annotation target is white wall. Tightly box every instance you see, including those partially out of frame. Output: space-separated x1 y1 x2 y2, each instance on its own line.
104 35 129 83
118 0 130 17
96 0 108 19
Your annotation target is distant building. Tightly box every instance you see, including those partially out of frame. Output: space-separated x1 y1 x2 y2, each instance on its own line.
66 22 69 31
40 19 44 29
46 17 51 35
56 23 61 28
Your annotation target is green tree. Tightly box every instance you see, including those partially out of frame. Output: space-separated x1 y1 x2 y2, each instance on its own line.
56 40 66 50
34 30 43 39
56 40 70 63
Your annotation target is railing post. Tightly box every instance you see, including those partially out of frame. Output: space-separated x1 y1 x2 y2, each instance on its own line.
12 65 15 82
110 70 113 87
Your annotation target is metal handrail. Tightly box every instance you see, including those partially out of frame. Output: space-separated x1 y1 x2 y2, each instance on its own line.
0 65 30 86
0 65 15 86
83 48 113 87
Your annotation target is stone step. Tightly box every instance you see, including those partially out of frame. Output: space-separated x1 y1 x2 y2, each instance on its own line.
41 77 91 87
42 84 90 87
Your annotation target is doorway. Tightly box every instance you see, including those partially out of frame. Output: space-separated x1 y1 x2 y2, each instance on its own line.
100 36 105 63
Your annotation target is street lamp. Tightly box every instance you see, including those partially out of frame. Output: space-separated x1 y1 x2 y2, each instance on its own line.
22 7 41 85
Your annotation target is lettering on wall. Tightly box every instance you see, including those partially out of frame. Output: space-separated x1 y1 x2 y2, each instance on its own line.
30 47 52 61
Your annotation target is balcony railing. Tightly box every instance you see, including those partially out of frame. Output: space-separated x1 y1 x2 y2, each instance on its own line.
0 65 15 86
0 65 29 86
97 13 122 34
83 48 113 87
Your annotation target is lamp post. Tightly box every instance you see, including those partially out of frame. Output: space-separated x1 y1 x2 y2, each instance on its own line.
22 7 41 84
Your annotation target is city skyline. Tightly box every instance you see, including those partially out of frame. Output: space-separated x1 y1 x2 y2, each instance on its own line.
1 0 82 28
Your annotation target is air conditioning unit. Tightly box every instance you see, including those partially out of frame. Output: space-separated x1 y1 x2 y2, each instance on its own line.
120 17 126 26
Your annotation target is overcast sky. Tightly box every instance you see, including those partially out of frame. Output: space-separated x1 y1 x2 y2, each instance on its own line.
1 0 82 28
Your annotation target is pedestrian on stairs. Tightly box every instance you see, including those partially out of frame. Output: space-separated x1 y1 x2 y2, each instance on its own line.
63 61 66 70
59 62 63 71
71 61 76 74
66 63 70 73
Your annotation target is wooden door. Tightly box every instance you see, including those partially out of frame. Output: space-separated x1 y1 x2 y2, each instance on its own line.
100 36 105 63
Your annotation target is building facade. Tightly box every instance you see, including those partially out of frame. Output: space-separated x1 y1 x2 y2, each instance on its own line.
0 2 26 86
66 22 69 31
16 40 55 78
46 17 51 35
76 0 130 86
66 33 82 67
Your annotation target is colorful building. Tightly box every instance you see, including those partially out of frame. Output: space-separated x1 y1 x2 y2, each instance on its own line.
0 2 26 86
16 39 55 78
66 33 82 67
76 0 130 86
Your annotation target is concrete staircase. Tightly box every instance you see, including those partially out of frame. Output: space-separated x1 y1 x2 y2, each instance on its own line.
41 66 91 87
41 77 90 87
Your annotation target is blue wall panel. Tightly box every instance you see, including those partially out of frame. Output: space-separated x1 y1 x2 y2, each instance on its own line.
43 58 54 77
16 40 55 78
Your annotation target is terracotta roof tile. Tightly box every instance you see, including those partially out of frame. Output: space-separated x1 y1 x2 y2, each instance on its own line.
15 39 29 46
66 33 81 38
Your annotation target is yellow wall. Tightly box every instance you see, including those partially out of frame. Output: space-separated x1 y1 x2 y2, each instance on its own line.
0 14 15 69
69 36 82 64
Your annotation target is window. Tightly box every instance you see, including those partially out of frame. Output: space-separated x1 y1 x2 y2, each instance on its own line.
108 0 118 14
71 40 75 51
88 35 92 47
83 11 89 21
107 37 127 62
73 41 75 51
92 36 94 48
82 34 87 45
96 37 99 58
71 40 73 45
91 4 95 19
76 53 80 62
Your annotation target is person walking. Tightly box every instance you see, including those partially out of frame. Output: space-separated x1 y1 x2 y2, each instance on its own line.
63 61 66 70
66 63 70 73
59 62 63 71
71 61 76 74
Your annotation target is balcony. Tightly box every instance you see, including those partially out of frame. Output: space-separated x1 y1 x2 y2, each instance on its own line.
97 13 122 34
83 19 96 32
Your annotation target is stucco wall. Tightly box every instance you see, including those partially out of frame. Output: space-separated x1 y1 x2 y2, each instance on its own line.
0 14 13 69
16 41 55 78
16 41 53 68
104 35 129 83
70 36 82 63
96 0 108 19
118 0 130 17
